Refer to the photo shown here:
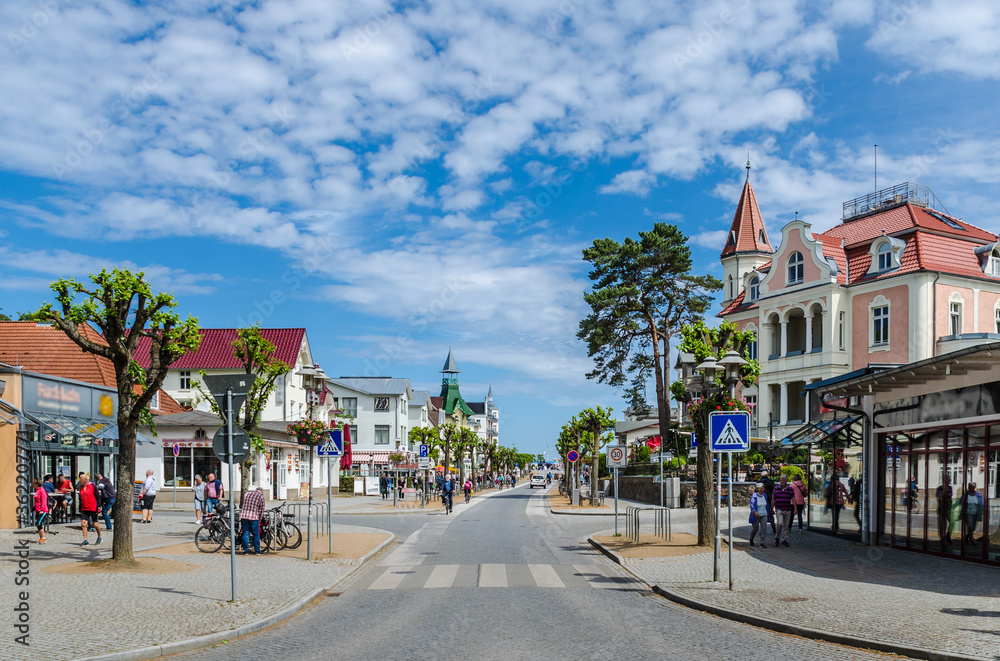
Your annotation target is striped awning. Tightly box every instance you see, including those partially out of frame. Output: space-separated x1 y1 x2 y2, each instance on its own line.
352 450 393 464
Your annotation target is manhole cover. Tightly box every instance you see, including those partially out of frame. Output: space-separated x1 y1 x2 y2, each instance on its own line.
778 597 808 602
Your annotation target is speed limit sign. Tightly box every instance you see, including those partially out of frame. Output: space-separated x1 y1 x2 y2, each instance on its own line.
606 445 627 469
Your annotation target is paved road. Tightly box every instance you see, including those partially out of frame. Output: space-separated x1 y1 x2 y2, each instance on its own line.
161 486 909 661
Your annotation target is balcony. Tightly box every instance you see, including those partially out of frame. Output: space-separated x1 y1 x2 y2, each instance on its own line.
843 182 949 221
937 333 1000 353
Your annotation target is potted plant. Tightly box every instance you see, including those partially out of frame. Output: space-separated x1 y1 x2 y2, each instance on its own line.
286 419 330 446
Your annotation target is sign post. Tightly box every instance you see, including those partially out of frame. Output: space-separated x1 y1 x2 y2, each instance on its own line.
566 449 580 506
606 446 627 535
204 374 256 604
709 410 750 591
318 430 344 555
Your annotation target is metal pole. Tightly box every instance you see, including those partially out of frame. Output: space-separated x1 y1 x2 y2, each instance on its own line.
614 467 619 535
714 450 721 582
227 388 236 603
393 468 397 507
307 444 314 561
659 448 664 508
327 456 333 554
728 451 734 591
173 455 177 508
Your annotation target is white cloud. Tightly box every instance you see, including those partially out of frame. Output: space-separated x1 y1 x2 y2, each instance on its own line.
600 170 656 196
689 230 729 249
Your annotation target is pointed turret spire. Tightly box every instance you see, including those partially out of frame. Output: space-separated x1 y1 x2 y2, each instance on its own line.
720 169 774 258
487 384 493 401
441 348 459 374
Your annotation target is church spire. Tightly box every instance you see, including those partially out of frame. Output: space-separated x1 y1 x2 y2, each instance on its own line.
720 165 773 258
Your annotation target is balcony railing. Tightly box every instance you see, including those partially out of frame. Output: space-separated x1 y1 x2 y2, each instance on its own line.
843 182 949 221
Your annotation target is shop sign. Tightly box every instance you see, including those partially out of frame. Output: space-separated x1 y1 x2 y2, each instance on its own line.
22 375 117 418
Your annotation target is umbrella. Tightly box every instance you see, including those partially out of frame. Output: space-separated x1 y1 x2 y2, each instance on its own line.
340 423 352 470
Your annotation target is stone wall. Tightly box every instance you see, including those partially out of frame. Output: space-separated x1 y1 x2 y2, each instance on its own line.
617 476 757 508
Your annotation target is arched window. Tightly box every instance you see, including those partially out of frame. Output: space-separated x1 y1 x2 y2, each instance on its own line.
749 276 759 302
877 242 892 271
787 251 804 285
990 249 1000 277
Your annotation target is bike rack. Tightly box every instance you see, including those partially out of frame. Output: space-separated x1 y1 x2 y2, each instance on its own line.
286 502 328 537
625 505 672 543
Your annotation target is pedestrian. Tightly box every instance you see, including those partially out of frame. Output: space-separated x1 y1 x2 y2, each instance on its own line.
205 472 223 514
239 487 265 555
906 475 920 511
759 470 776 533
32 478 48 544
772 474 795 547
850 474 862 525
192 475 207 524
936 476 953 546
749 483 769 547
380 472 388 500
790 473 807 532
95 471 117 532
77 473 103 546
826 472 849 531
962 482 983 545
42 474 56 519
138 469 156 524
441 473 454 513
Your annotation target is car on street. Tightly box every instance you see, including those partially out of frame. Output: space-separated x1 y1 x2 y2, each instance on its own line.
529 473 546 488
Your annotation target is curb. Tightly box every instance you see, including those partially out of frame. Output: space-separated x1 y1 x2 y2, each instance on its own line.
650 585 988 661
549 507 614 516
75 530 396 661
587 536 626 565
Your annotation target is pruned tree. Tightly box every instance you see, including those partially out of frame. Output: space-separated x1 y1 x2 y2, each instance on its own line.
670 319 759 546
579 223 721 482
577 406 615 506
556 418 582 493
194 325 289 493
30 268 200 563
439 422 461 475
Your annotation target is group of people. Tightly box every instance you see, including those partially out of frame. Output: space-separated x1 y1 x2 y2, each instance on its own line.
933 477 986 546
748 470 808 548
32 471 117 546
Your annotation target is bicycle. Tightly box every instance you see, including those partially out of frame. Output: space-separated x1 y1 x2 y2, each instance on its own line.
442 490 453 514
194 503 237 553
464 489 471 505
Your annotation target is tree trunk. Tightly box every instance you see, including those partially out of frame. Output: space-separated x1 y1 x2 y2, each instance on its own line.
112 409 137 563
695 415 716 546
590 430 600 507
653 329 670 465
240 461 252 494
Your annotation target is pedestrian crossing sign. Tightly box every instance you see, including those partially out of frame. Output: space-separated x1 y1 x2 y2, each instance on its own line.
318 429 344 457
709 411 750 452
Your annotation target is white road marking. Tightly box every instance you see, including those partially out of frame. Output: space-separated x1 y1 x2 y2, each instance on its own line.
479 563 508 587
424 564 460 588
528 563 565 588
368 566 412 590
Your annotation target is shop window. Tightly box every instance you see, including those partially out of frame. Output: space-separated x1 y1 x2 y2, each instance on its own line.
163 447 192 487
193 448 216 483
787 251 804 285
343 397 358 417
374 425 390 445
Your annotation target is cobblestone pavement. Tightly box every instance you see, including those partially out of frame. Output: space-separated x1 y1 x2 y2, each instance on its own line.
0 513 390 661
601 518 1000 660
161 488 911 661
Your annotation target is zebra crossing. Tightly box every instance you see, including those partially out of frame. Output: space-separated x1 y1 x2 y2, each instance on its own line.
355 563 641 591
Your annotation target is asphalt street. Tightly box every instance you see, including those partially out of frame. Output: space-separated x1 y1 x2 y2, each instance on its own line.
160 486 910 661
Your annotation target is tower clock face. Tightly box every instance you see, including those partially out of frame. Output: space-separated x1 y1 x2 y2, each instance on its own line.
374 397 390 411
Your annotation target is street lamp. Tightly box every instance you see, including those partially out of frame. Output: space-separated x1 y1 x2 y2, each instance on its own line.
717 350 748 397
296 364 327 561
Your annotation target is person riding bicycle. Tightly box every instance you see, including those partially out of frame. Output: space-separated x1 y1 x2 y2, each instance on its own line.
463 478 472 503
442 474 455 513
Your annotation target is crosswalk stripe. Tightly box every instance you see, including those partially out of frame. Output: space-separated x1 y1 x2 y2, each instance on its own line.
574 564 614 589
528 563 565 588
424 564 460 588
479 563 507 587
368 565 413 590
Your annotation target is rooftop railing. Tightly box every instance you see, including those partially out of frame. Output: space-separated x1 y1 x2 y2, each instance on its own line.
842 182 950 221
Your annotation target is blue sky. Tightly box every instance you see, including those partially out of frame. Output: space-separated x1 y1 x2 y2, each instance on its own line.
2 0 1000 455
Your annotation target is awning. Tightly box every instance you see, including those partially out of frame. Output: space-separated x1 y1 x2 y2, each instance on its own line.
352 450 393 464
778 415 864 449
29 410 154 447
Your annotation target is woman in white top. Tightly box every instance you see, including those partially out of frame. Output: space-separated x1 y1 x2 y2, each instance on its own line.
749 483 770 547
192 476 207 523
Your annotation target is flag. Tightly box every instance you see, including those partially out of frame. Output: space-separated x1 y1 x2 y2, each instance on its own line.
340 423 352 470
647 436 661 452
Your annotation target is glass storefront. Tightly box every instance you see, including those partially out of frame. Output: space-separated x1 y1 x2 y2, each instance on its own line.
879 423 999 564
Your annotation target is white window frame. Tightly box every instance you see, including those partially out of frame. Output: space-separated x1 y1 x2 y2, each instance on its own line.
787 251 804 285
374 425 390 445
995 306 1000 334
838 311 846 350
877 242 892 271
949 300 962 336
150 390 159 410
343 397 358 417
870 296 890 349
179 370 191 390
989 253 1000 277
749 276 759 302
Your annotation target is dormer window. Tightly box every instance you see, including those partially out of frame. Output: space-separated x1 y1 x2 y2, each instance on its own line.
749 276 759 302
877 242 892 271
728 231 736 246
758 229 767 245
787 252 803 285
989 252 1000 277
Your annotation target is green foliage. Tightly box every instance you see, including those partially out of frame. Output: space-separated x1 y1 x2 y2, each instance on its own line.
780 465 806 482
632 444 651 463
746 452 765 464
667 456 687 469
339 475 355 492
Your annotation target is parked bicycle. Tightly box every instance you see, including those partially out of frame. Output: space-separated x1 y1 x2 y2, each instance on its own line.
194 502 237 553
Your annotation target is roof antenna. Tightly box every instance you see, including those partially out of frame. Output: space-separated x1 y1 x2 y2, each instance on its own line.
874 144 878 193
746 149 751 183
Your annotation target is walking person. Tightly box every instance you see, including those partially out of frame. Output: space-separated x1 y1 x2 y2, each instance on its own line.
138 469 156 524
936 476 954 546
205 472 223 514
790 473 807 532
380 472 388 500
77 473 103 546
192 475 207 524
33 478 48 544
239 487 266 555
760 470 776 534
963 483 983 545
748 483 769 547
95 472 117 532
772 474 795 547
827 472 850 531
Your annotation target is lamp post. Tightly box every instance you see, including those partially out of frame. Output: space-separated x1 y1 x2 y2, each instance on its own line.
296 364 327 561
717 350 747 591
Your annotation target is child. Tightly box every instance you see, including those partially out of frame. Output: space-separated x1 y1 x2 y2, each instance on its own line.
33 478 48 544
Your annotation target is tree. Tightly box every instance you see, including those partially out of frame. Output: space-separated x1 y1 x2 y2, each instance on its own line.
30 268 200 563
670 319 759 546
194 326 289 493
439 422 461 475
453 426 478 486
556 419 582 492
577 406 615 506
579 223 721 484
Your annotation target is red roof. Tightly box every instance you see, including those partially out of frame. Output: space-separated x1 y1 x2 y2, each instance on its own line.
0 321 186 414
721 179 774 257
134 328 306 370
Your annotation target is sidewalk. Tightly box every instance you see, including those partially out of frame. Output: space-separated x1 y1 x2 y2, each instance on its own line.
1 515 393 661
591 522 999 661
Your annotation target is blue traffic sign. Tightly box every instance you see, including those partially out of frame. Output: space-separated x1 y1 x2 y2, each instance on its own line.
419 444 429 458
709 411 750 452
690 432 697 448
318 429 344 457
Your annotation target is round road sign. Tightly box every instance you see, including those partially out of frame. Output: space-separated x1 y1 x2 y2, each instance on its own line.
609 447 625 463
567 450 579 463
172 443 181 457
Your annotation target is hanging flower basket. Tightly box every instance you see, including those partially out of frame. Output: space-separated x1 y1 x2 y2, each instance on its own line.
287 419 330 446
